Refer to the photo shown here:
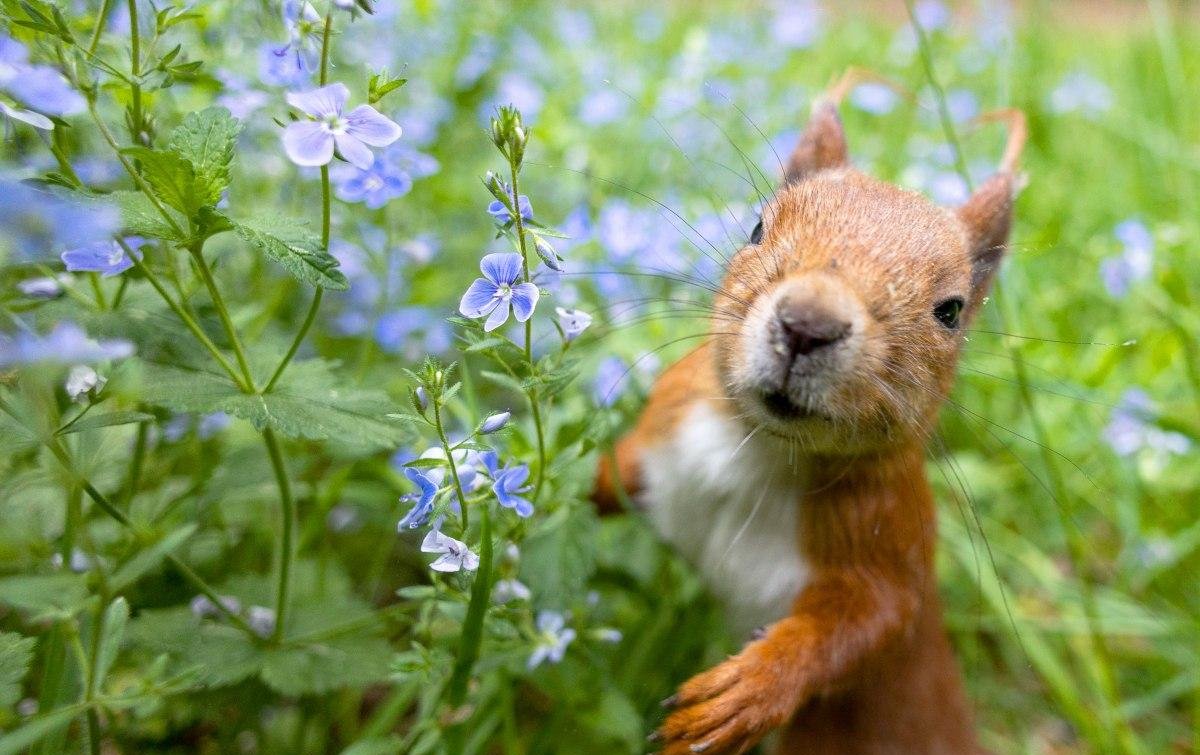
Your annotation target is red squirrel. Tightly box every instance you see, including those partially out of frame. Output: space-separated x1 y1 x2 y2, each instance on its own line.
593 75 1027 754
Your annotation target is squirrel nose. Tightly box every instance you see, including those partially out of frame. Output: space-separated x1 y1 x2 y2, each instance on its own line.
776 301 850 358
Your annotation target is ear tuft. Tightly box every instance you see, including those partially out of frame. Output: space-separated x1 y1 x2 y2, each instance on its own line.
957 172 1015 296
783 102 848 184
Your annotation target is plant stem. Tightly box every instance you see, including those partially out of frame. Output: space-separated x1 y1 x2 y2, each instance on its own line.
88 0 115 55
126 0 142 144
905 0 972 190
123 242 248 390
88 273 108 310
264 288 322 393
263 428 295 643
433 394 470 532
187 242 257 391
445 500 494 710
507 161 548 500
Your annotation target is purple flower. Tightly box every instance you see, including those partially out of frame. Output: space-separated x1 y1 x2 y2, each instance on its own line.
1100 219 1153 297
592 356 629 406
945 89 980 123
850 83 898 116
0 34 85 119
0 322 133 367
555 307 592 341
334 160 412 208
190 594 242 620
1103 389 1190 457
579 88 628 126
480 411 511 434
771 1 822 49
421 528 480 573
929 172 969 204
527 611 575 669
493 464 534 517
1 179 119 262
17 276 66 299
488 194 533 225
258 42 311 88
61 239 140 276
197 412 230 439
398 466 438 530
459 253 540 332
282 83 402 169
247 606 276 638
914 0 950 30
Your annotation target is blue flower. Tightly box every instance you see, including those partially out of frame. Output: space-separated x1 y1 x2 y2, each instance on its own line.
61 239 142 277
0 34 85 119
1103 389 1190 457
850 83 898 116
1100 219 1153 297
488 193 533 225
258 42 311 88
771 1 822 49
334 160 412 208
555 307 592 341
913 0 950 30
1048 71 1112 119
480 411 511 434
492 463 534 517
459 253 540 332
0 322 133 367
1 180 119 262
421 527 479 573
592 356 629 406
197 412 230 440
527 611 576 669
398 466 439 530
579 88 627 126
282 83 402 169
945 89 980 123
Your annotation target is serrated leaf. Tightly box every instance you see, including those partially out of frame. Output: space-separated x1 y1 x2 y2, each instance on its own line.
109 524 197 592
136 359 402 451
0 703 84 755
56 411 155 436
167 107 242 207
122 146 201 218
234 217 348 290
260 633 392 696
94 598 129 690
107 190 186 241
0 574 89 615
128 609 264 689
0 631 36 709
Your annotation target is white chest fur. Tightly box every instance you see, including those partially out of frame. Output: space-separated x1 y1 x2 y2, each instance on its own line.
638 402 810 638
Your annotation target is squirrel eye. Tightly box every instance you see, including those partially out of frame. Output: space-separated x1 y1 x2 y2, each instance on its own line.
933 297 964 329
750 220 764 244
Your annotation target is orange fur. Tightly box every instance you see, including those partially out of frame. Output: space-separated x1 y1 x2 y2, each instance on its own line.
593 79 1023 754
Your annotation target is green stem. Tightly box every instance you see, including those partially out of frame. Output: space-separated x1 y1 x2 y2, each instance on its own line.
110 275 129 309
84 595 109 755
264 288 322 393
126 0 142 144
433 395 470 532
88 273 108 310
445 501 494 709
318 13 332 87
88 0 115 55
264 428 295 643
122 420 148 506
905 0 972 191
187 243 257 392
123 242 248 390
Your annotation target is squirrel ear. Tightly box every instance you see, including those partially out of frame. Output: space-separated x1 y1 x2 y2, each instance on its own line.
783 102 848 184
957 172 1015 298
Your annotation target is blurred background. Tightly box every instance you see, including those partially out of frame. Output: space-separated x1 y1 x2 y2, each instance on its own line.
2 1 1199 753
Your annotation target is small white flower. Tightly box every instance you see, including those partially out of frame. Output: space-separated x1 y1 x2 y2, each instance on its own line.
65 364 105 402
555 307 592 341
527 611 576 669
247 605 277 638
492 578 532 604
421 528 480 573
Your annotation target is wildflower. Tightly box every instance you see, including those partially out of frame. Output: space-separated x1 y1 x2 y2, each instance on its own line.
1048 71 1112 119
492 578 532 604
945 89 980 123
850 83 898 116
1 180 119 262
326 504 361 533
492 463 534 517
51 548 95 573
929 172 969 204
414 386 429 411
274 2 323 74
421 528 480 573
593 628 623 643
480 411 510 434
197 412 230 439
247 606 277 638
334 160 413 208
282 83 402 169
17 276 65 299
0 322 133 368
397 466 439 530
258 42 310 88
579 88 627 126
527 611 576 669
0 34 85 121
61 239 140 277
488 193 533 225
555 307 592 341
190 594 243 620
1103 389 1190 457
65 365 105 403
1100 219 1153 297
458 252 540 332
913 0 950 30
592 356 629 406
771 1 822 48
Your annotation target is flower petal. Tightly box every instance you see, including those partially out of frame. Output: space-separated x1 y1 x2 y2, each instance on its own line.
345 104 402 146
0 102 53 130
483 299 511 332
479 252 523 286
334 133 375 169
429 554 461 572
285 82 349 118
459 278 500 318
510 282 540 322
282 121 334 166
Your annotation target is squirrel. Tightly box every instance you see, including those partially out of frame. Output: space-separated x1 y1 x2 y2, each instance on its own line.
592 71 1027 755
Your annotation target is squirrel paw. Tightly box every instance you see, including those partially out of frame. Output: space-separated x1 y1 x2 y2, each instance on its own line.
652 647 795 755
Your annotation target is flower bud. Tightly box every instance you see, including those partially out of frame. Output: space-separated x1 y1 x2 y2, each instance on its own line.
480 410 511 434
65 365 105 403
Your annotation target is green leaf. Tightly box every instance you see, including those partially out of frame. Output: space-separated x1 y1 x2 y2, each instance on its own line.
519 504 598 607
0 574 89 616
233 216 349 290
340 737 406 755
0 631 36 709
121 146 202 218
0 703 86 755
107 190 186 241
260 634 393 696
137 359 402 451
167 107 242 207
56 411 155 436
108 524 198 592
94 598 130 690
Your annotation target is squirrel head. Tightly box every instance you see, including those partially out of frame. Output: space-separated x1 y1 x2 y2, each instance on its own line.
713 95 1025 455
